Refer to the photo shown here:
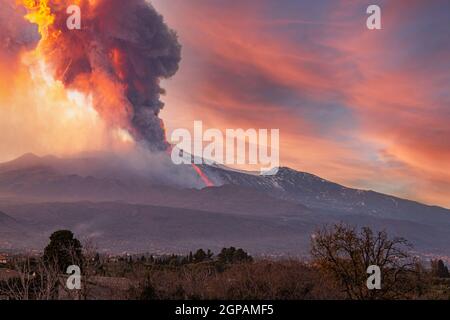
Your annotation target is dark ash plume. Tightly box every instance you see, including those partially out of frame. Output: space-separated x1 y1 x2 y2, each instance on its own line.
34 0 182 151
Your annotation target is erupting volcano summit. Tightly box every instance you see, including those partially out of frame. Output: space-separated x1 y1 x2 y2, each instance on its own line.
21 0 181 151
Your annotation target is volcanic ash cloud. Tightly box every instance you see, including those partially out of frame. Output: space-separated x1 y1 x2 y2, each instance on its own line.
21 0 182 151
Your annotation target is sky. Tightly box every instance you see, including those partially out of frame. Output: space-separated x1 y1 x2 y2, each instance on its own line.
149 0 450 208
0 0 449 208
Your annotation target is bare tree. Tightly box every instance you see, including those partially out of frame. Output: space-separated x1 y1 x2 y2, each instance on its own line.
0 255 60 300
33 257 61 300
79 239 99 300
0 256 34 300
0 237 101 300
311 224 422 299
57 238 99 300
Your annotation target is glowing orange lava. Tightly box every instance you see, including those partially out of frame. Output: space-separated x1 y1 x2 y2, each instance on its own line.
192 163 214 187
165 146 214 187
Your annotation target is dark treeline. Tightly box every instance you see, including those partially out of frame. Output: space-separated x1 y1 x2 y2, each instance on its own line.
123 247 253 268
0 225 449 300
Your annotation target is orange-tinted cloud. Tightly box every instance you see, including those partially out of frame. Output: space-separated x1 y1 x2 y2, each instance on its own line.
1 0 448 207
154 0 450 207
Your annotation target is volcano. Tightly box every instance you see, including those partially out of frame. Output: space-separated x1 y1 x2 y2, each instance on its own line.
0 153 449 257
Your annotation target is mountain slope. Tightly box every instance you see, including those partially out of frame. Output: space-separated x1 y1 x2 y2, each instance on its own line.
2 201 448 255
0 154 449 256
202 165 450 225
0 210 36 249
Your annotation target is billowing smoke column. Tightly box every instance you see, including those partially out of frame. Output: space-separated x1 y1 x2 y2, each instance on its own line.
22 0 181 151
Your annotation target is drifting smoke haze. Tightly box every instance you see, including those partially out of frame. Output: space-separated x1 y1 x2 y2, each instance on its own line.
0 0 38 63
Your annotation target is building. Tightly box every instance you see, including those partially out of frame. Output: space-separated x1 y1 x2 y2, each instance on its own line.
0 254 8 264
